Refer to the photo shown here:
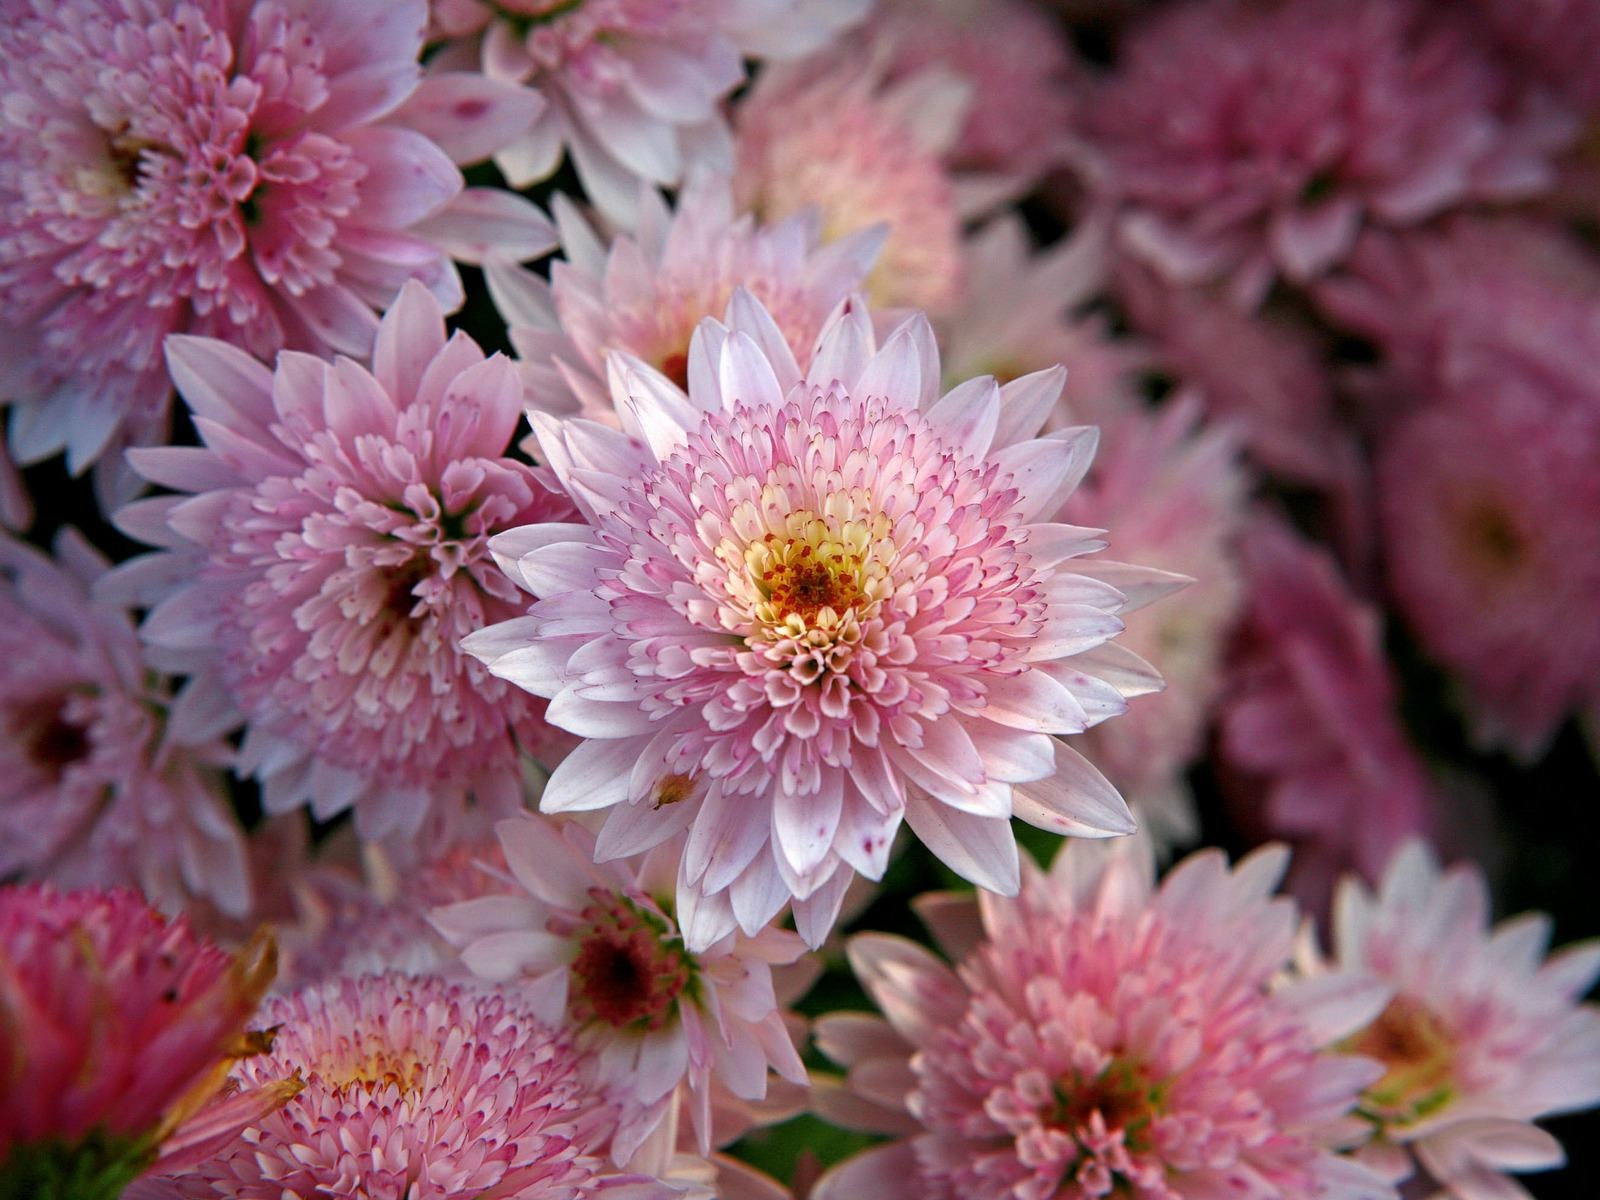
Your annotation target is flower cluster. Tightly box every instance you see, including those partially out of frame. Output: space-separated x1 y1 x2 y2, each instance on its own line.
3 0 1597 1196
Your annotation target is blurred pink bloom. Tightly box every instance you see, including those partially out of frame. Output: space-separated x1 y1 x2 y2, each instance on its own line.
429 0 867 222
1375 386 1600 761
1467 0 1600 113
0 0 552 495
432 814 808 1163
733 51 972 313
486 171 882 422
1061 399 1247 851
0 885 285 1183
939 213 1147 423
812 840 1395 1200
1 530 250 916
1218 514 1439 917
864 0 1083 184
1317 217 1600 411
140 972 678 1199
109 281 576 842
1089 0 1569 305
1320 842 1600 1199
465 294 1169 948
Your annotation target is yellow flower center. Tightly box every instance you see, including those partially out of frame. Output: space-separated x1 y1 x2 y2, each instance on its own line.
742 511 887 635
1347 995 1458 1128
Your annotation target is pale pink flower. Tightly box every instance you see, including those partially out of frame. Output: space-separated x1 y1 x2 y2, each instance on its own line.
864 0 1083 184
1319 842 1600 1199
109 281 576 842
1060 399 1247 851
464 293 1169 949
486 171 882 422
938 213 1146 424
1088 0 1570 305
812 840 1395 1200
0 885 288 1184
0 0 552 495
1 530 250 916
1218 514 1440 917
273 834 511 991
139 971 678 1199
428 0 867 223
733 51 971 313
1374 384 1600 761
432 814 808 1163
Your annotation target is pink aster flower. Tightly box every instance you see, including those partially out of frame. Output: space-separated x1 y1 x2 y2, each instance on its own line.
938 213 1147 425
1373 383 1600 761
109 280 576 842
1318 842 1600 1199
2 530 250 917
486 171 883 422
428 0 867 223
1088 0 1570 305
432 813 808 1163
1060 399 1247 852
733 51 973 313
0 885 288 1190
464 292 1168 949
137 971 678 1199
811 839 1395 1200
0 0 553 495
863 0 1084 184
1217 514 1440 918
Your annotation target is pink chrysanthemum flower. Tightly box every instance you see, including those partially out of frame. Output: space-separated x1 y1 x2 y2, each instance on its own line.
938 213 1146 424
811 840 1395 1200
1088 0 1570 305
0 0 553 494
428 0 867 222
138 972 678 1199
733 53 972 313
2 530 250 916
864 0 1083 184
486 171 883 422
464 292 1168 948
1374 385 1600 761
432 814 808 1163
110 281 576 841
1217 515 1439 917
1061 399 1246 852
1318 842 1600 1199
0 885 288 1194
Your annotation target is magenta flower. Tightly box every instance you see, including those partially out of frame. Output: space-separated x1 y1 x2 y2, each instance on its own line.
1467 0 1600 113
1217 515 1440 917
0 0 551 493
2 530 250 916
111 281 577 841
138 972 677 1199
1375 385 1600 761
811 840 1395 1200
464 293 1170 948
0 885 286 1193
428 0 867 222
1319 842 1600 1199
1088 0 1567 304
1061 399 1247 851
486 170 882 422
432 814 808 1163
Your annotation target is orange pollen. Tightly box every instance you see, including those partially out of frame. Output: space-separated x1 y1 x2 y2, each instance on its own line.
653 772 696 810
